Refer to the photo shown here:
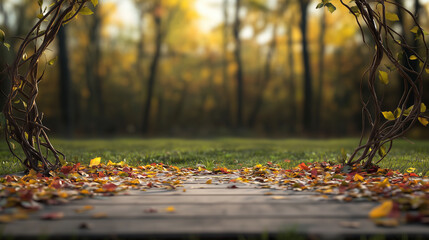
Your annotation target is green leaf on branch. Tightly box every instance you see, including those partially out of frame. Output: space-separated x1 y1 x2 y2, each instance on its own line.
0 29 5 43
3 43 10 51
350 6 360 16
385 12 399 22
403 105 414 116
325 3 336 13
91 0 98 7
378 145 387 157
48 57 57 66
379 70 389 85
418 117 428 126
382 111 396 121
421 103 427 113
38 0 43 7
79 6 94 15
393 108 402 118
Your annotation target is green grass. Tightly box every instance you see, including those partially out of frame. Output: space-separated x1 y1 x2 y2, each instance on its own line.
0 138 428 176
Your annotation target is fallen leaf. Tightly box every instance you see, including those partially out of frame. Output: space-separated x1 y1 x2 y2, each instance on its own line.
369 201 393 219
144 208 158 213
91 212 108 219
41 212 64 220
373 218 399 227
271 196 287 200
75 205 94 213
205 179 212 184
165 206 176 213
89 157 101 167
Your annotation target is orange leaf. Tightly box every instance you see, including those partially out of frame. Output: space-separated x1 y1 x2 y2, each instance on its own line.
165 206 176 213
369 200 393 218
353 173 364 182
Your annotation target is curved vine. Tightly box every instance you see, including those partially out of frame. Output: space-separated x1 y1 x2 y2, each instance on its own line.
320 0 429 168
1 0 97 175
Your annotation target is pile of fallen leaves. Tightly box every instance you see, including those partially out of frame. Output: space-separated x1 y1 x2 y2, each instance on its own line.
0 158 428 226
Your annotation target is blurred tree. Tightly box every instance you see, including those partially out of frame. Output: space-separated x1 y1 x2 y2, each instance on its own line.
299 0 313 132
57 26 73 137
233 0 244 128
315 10 326 133
222 0 231 127
142 2 163 134
395 0 421 106
85 6 104 134
248 2 277 128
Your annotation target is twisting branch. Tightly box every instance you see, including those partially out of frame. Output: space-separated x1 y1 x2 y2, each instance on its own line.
329 0 429 167
1 0 97 175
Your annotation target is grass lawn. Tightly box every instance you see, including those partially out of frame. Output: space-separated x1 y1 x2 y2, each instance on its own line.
0 138 428 176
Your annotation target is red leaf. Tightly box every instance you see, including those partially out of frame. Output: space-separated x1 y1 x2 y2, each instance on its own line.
50 179 63 189
60 165 73 175
102 183 117 191
299 163 309 171
311 169 318 179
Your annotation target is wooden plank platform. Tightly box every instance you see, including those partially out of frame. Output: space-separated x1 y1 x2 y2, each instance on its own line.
1 176 429 240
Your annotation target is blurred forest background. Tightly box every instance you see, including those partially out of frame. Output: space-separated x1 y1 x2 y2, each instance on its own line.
1 0 429 138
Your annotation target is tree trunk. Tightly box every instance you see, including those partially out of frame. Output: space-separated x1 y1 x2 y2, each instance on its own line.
142 12 162 134
233 0 244 128
222 0 231 128
85 7 103 134
286 23 297 133
57 26 73 137
136 7 145 83
248 21 278 127
299 0 313 133
395 0 420 106
315 10 326 134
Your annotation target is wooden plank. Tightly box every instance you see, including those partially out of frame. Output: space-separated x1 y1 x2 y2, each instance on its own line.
123 187 319 196
2 217 429 239
31 201 377 219
67 194 329 205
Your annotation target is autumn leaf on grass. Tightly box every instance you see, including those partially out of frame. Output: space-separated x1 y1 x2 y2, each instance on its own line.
353 173 364 182
369 201 393 219
89 157 101 167
298 163 309 171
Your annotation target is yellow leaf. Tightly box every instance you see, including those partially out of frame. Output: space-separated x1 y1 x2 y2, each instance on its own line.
378 178 390 188
409 55 418 60
418 117 428 126
379 70 389 85
406 167 416 173
403 105 414 116
205 179 212 184
89 157 101 167
353 173 364 182
91 0 98 7
382 111 396 121
79 6 94 15
369 200 393 218
421 103 427 113
410 26 420 34
378 145 387 157
385 12 399 22
165 206 176 213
